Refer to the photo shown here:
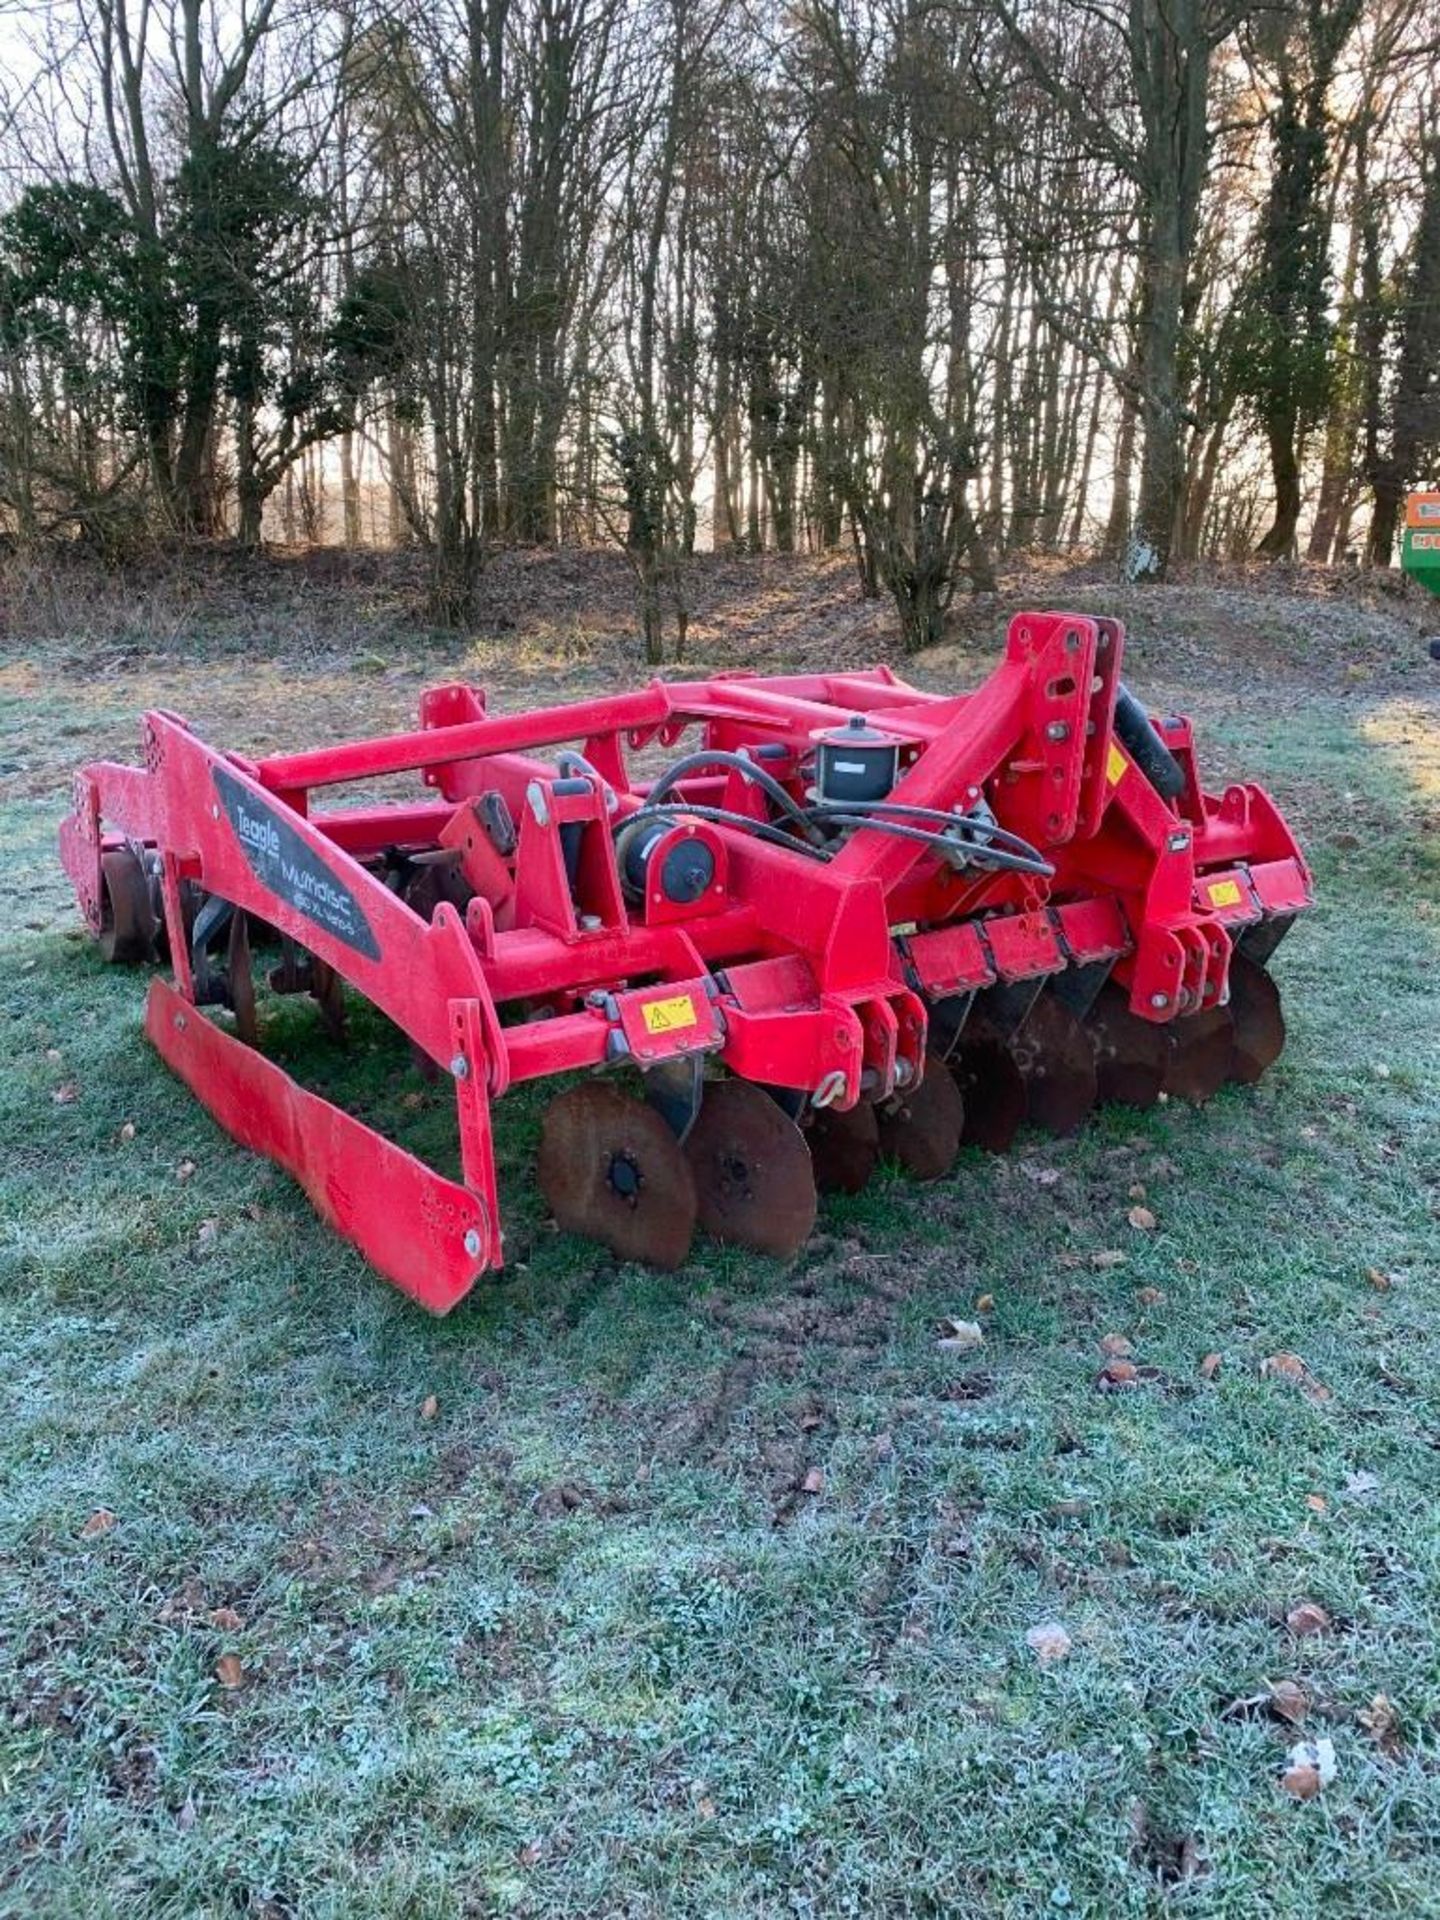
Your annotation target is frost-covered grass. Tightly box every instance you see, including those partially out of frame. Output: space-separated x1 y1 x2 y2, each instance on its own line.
1 567 1437 1918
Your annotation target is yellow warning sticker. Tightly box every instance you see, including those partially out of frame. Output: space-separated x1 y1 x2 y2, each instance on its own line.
642 994 698 1035
1105 742 1128 787
1207 879 1242 908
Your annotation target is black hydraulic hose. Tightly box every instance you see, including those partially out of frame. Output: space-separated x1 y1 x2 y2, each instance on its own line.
647 749 823 844
555 750 617 810
811 812 1055 876
1113 684 1185 802
803 797 1047 862
615 801 834 861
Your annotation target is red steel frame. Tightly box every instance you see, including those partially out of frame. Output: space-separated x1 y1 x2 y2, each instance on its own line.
60 611 1311 1310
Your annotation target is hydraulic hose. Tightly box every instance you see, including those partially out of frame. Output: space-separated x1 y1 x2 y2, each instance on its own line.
614 801 833 860
647 749 824 844
1113 684 1186 802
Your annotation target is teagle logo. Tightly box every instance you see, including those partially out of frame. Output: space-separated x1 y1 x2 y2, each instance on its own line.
234 802 280 861
211 764 381 960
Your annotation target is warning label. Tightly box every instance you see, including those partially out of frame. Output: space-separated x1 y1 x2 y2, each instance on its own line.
1207 878 1243 908
642 994 698 1035
1105 742 1128 787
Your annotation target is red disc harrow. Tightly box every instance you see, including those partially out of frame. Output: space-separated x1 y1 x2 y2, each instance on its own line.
60 611 1310 1304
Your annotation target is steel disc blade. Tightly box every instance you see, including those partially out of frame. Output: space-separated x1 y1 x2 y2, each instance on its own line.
1163 1005 1235 1103
404 855 473 924
1013 993 1098 1136
806 1099 880 1195
1087 982 1168 1109
953 1025 1027 1153
99 847 156 964
226 907 258 1047
309 956 347 1040
538 1081 697 1271
1227 952 1286 1084
877 1055 964 1180
684 1079 817 1258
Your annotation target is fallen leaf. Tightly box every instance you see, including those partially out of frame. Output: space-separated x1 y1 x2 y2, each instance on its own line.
937 1318 984 1352
1128 1205 1157 1232
976 1293 994 1313
872 1431 894 1459
1365 1266 1393 1292
1261 1352 1331 1401
1199 1352 1223 1380
1021 1161 1061 1186
1305 1494 1327 1513
119 1120 136 1142
209 1606 244 1632
1090 1249 1128 1270
1357 1692 1401 1754
1343 1470 1380 1501
1269 1679 1309 1725
1025 1621 1072 1663
1262 1351 1307 1382
1098 1359 1139 1389
1136 1286 1166 1306
214 1654 245 1690
1281 1737 1337 1796
80 1508 117 1538
177 1159 197 1181
420 1394 439 1420
518 1841 543 1868
1099 1333 1135 1359
52 1081 79 1105
801 1466 825 1495
1174 1834 1204 1883
176 1797 197 1832
1127 1182 1147 1201
1286 1601 1331 1637
196 1219 218 1249
695 1797 718 1820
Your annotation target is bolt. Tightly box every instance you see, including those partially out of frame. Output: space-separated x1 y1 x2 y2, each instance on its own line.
1150 992 1170 1010
1046 721 1070 742
450 1053 469 1079
463 1228 482 1259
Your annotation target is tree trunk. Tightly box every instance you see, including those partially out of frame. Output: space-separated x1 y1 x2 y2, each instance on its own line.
341 429 361 549
1132 246 1188 578
1256 413 1301 558
1102 374 1138 560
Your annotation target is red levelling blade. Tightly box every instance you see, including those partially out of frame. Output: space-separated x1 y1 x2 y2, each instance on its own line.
145 977 490 1313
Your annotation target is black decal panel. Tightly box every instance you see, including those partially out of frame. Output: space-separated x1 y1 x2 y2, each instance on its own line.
213 766 381 961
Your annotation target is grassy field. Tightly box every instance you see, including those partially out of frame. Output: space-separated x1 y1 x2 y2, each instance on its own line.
1 555 1438 1918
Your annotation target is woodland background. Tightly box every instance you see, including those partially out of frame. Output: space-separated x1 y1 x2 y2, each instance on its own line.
1 0 1438 657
